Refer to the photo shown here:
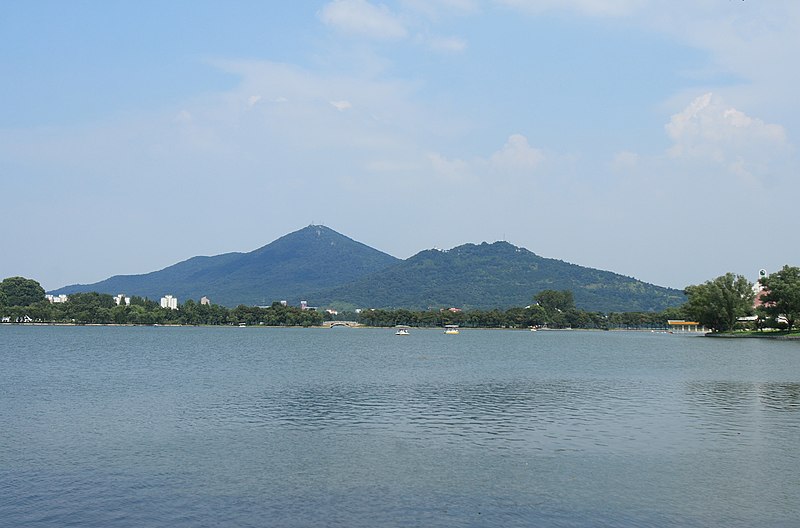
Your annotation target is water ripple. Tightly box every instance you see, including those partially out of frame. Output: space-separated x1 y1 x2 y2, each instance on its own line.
192 379 693 453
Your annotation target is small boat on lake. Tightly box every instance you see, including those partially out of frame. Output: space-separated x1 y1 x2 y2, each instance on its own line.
444 325 459 335
395 326 410 336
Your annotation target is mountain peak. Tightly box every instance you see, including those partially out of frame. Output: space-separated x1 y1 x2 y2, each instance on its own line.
257 225 388 256
433 240 535 258
52 225 400 306
300 224 334 236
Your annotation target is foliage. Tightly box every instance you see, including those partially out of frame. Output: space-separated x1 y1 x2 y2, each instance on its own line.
61 292 117 324
683 273 754 332
0 274 693 332
606 307 686 330
759 265 800 333
229 302 323 327
535 290 575 313
0 276 46 307
354 304 679 331
313 241 686 312
0 282 323 327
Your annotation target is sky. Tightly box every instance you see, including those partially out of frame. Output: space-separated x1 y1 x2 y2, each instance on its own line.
1 0 798 292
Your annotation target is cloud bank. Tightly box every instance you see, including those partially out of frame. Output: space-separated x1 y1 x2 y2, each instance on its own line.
319 0 408 39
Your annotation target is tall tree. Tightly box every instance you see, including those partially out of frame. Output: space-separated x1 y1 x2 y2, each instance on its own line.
0 276 46 307
684 273 754 332
759 265 800 333
534 290 575 313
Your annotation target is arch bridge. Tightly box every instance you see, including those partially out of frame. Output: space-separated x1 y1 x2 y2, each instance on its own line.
323 321 360 328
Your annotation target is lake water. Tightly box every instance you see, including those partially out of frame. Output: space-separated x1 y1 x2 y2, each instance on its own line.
1 326 799 527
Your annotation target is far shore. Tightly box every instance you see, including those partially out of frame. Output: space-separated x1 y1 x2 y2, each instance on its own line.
3 322 799 339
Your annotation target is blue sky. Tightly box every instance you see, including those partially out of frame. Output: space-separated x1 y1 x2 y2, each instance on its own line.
2 0 798 292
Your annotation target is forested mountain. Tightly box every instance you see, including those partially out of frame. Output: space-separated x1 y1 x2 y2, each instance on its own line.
311 241 685 312
51 226 685 312
51 226 401 307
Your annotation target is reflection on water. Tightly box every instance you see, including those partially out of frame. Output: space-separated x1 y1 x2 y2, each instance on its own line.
686 381 800 411
202 378 685 454
234 380 609 433
685 380 800 420
758 382 800 412
684 381 800 443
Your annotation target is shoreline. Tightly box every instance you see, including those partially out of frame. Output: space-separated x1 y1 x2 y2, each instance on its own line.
4 322 799 338
704 331 800 340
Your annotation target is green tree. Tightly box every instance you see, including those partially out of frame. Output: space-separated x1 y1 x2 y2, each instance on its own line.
524 304 548 327
683 273 754 332
534 290 575 313
61 292 117 324
24 301 56 322
111 304 129 324
759 265 800 333
0 277 46 307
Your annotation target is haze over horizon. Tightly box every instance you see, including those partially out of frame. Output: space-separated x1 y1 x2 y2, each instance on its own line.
2 1 798 291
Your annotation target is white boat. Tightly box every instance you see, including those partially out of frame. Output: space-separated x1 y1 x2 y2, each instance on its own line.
395 326 410 336
444 325 459 335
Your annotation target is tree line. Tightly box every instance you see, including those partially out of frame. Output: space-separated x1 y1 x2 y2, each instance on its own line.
0 279 322 326
3 266 799 332
682 266 800 333
348 289 684 329
0 278 671 329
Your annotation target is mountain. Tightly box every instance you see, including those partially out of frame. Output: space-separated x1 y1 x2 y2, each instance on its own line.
51 226 401 307
52 227 685 312
310 241 685 312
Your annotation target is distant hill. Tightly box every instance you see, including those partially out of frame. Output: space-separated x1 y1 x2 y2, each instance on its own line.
311 241 685 312
52 226 685 312
51 226 401 307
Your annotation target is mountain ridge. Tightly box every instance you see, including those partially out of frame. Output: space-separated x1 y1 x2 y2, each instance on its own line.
51 225 685 312
309 240 684 312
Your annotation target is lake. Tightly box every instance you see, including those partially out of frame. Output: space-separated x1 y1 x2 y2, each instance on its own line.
1 326 799 527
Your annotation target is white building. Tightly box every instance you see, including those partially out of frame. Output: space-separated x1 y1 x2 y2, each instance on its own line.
45 294 69 303
300 300 317 311
160 295 178 310
114 294 131 306
200 296 211 306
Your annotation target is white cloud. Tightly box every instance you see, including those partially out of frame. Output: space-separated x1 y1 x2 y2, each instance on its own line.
666 93 786 170
496 0 643 17
401 0 480 18
330 100 353 111
247 95 262 107
319 0 408 39
489 134 544 172
428 134 544 182
428 152 472 182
